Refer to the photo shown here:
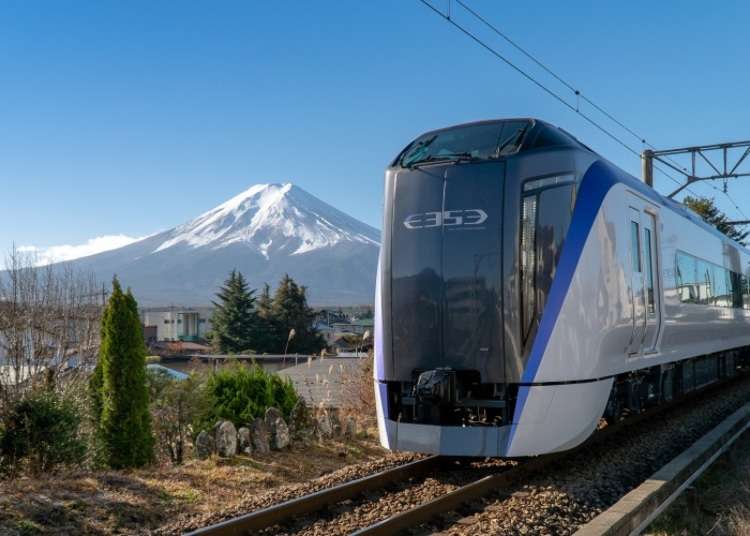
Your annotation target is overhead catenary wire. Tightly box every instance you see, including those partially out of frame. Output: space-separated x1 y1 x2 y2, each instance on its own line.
419 0 695 195
451 0 698 181
453 0 650 146
420 0 750 216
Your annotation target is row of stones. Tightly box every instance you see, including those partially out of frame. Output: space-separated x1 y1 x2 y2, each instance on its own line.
195 400 359 459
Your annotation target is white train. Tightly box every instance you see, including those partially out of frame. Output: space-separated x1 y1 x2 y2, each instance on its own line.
374 118 750 457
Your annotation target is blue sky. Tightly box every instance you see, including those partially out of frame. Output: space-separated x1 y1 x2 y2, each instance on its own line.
1 0 749 257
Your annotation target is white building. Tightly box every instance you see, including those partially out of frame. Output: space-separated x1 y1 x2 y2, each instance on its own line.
140 306 213 342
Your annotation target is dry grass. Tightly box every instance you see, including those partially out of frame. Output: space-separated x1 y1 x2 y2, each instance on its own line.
338 354 376 428
648 432 750 536
0 435 387 535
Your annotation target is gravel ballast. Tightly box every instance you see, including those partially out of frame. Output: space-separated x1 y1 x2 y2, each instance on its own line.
172 376 750 536
421 377 750 535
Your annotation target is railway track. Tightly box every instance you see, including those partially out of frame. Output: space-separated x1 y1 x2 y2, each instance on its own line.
184 455 444 536
185 376 750 536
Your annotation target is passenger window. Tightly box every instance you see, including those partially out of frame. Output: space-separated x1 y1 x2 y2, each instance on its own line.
697 260 713 305
713 265 730 307
731 272 744 308
520 194 537 341
536 185 574 315
676 252 698 303
519 182 574 345
675 251 745 309
644 228 655 314
630 221 641 273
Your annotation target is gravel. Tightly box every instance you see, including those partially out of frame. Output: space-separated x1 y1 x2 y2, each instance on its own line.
262 458 516 536
167 376 750 536
154 452 423 535
416 376 750 535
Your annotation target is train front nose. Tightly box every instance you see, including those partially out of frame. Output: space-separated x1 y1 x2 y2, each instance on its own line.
380 160 509 430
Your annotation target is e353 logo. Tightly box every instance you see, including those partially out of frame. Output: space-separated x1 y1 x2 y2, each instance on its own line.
403 209 488 229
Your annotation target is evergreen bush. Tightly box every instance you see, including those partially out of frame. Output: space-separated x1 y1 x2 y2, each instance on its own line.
90 278 154 468
147 369 206 464
0 390 86 475
198 364 298 430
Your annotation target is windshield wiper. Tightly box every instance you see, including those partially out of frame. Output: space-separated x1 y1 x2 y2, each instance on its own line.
496 124 530 156
408 152 480 168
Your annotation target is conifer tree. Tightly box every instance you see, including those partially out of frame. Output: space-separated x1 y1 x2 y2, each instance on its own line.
210 270 258 353
93 278 154 468
684 196 749 245
254 283 280 353
271 274 325 354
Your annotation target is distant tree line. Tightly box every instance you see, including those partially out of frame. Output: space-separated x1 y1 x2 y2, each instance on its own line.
209 271 326 355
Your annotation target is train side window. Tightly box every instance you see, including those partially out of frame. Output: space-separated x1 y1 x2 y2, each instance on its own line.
731 272 743 309
520 194 537 341
644 228 655 314
712 265 730 307
675 252 698 303
519 182 575 345
697 260 713 305
630 221 641 273
676 250 745 309
535 185 574 316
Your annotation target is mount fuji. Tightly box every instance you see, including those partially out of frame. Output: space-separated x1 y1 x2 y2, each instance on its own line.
66 183 381 306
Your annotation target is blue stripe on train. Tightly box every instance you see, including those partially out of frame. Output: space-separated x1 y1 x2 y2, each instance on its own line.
506 160 619 452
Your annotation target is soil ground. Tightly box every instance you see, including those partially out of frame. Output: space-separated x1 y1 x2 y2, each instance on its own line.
0 435 388 535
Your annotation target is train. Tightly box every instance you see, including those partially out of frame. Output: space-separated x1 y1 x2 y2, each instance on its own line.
373 118 750 457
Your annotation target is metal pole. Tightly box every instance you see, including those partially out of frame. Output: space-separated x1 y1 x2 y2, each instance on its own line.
642 149 654 187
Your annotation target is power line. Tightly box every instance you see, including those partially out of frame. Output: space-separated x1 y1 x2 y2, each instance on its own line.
453 0 648 146
454 0 748 219
459 0 748 218
416 0 699 196
452 0 701 186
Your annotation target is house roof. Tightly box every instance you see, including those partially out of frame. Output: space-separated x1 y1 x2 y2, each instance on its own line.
278 356 365 408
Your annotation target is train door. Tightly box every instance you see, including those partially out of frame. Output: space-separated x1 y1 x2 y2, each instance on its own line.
641 211 661 353
627 200 661 355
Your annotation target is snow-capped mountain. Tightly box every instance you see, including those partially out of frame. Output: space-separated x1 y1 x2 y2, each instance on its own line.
66 183 380 306
154 183 378 258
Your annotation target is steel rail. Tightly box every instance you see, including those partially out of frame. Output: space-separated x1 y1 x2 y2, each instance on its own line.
187 374 743 536
183 455 443 536
350 453 557 536
351 378 739 536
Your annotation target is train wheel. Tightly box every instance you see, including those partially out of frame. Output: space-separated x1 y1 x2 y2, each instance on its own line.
603 387 622 425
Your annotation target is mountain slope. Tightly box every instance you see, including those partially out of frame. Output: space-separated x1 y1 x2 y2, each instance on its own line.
68 184 380 306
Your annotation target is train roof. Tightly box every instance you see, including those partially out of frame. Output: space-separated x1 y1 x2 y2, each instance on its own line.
393 118 595 168
394 117 749 255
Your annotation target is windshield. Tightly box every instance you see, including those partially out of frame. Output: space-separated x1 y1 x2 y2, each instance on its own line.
399 120 531 168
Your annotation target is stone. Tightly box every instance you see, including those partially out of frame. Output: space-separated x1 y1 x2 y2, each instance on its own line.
250 417 270 454
344 416 357 439
215 420 238 457
265 406 284 426
316 413 333 439
289 399 312 437
238 426 252 455
265 407 290 450
329 411 342 436
195 430 215 459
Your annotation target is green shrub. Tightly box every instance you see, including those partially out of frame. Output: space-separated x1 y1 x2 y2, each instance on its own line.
147 369 207 464
198 364 298 430
91 278 154 469
0 390 86 475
